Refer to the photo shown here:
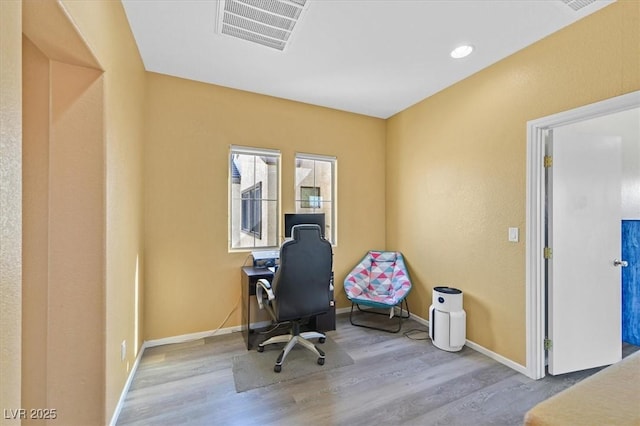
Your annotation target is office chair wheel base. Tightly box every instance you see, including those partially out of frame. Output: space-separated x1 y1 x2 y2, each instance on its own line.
257 346 264 352
317 357 325 366
318 337 326 344
274 364 282 373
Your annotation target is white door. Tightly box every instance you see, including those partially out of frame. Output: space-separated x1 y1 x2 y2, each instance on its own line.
547 126 623 375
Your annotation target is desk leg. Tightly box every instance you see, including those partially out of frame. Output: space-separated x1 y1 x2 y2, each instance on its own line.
241 273 251 350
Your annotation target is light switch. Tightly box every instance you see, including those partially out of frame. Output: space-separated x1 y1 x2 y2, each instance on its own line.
508 227 519 242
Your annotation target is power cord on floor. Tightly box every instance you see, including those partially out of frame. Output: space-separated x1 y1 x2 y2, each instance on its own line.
209 295 241 337
403 328 430 341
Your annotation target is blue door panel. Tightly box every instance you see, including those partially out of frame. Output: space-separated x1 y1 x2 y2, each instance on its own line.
622 220 640 346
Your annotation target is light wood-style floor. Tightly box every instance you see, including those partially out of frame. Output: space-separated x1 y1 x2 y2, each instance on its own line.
116 314 638 426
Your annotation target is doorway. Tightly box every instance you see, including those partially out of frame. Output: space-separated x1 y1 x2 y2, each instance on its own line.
525 91 640 380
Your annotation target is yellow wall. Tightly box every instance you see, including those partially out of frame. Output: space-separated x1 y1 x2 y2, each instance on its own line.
386 0 640 365
6 0 640 424
22 35 52 422
0 1 23 423
143 73 386 340
50 58 105 425
60 1 146 418
23 4 107 424
20 0 146 424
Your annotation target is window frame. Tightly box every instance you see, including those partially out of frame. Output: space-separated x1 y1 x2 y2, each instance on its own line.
294 152 337 245
229 145 281 252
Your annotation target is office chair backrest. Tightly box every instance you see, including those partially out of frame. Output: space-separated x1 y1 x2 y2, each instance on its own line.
272 224 333 321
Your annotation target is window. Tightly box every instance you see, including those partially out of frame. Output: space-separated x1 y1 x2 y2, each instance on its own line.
295 153 337 244
230 146 280 250
300 186 320 208
241 182 262 237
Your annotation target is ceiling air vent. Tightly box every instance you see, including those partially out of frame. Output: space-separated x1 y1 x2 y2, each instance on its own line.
216 0 308 51
560 0 597 11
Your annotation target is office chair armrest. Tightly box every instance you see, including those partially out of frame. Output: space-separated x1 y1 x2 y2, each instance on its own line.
256 278 275 310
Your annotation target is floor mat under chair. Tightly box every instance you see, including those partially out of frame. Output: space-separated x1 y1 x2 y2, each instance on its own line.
231 336 354 392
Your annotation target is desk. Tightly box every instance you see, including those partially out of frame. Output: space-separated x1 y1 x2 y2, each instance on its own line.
241 266 335 350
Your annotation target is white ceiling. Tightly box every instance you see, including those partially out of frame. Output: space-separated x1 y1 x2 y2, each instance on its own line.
122 0 614 119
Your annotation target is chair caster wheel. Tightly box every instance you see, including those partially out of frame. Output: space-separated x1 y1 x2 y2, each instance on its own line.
274 365 282 373
319 337 326 344
317 357 325 366
257 346 264 352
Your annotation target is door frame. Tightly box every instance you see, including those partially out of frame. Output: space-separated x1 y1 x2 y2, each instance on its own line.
525 90 640 380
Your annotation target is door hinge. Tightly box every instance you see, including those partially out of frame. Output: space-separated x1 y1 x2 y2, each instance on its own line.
544 247 552 259
544 155 553 168
544 338 552 351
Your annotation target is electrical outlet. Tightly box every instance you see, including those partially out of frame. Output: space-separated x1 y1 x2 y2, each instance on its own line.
121 340 126 361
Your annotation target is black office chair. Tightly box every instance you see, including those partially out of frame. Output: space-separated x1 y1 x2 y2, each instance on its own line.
256 224 333 372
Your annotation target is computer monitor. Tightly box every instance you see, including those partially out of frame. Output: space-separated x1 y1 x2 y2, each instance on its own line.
284 213 325 239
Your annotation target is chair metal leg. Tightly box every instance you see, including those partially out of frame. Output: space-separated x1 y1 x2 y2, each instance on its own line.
259 321 327 372
300 331 325 340
259 334 292 348
275 335 299 367
349 299 411 333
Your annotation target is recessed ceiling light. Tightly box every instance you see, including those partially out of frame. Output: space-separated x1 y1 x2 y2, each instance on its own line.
450 45 474 59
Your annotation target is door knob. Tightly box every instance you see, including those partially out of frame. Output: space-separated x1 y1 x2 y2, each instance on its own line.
613 259 629 267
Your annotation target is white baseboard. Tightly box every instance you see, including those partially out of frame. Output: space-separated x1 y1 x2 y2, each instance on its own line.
110 308 527 425
409 311 429 327
109 342 148 426
152 310 527 376
340 304 417 319
335 306 351 315
144 320 273 348
464 339 528 376
408 311 528 376
109 318 272 425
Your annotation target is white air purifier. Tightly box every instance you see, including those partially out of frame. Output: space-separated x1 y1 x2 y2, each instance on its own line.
429 286 466 352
